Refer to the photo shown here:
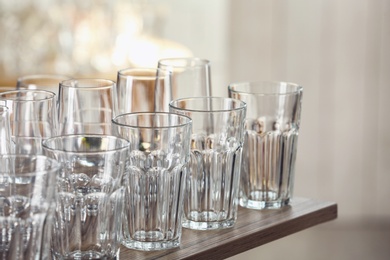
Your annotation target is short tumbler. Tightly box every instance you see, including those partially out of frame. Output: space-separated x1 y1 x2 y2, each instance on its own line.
170 97 246 230
42 135 130 259
228 81 303 209
113 112 192 251
0 155 60 260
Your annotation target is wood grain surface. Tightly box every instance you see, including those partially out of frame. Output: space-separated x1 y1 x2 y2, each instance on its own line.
119 197 337 260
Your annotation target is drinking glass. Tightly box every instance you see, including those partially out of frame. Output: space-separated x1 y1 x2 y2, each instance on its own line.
17 74 71 97
0 89 58 154
58 78 117 135
0 154 60 260
116 68 172 113
157 57 212 99
0 105 12 154
228 81 303 209
42 134 130 259
169 97 246 230
113 112 192 250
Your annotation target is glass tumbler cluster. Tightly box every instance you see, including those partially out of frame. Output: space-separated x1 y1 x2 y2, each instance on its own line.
0 56 304 258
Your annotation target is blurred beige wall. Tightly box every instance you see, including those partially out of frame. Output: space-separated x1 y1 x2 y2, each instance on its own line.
226 0 390 259
227 0 390 220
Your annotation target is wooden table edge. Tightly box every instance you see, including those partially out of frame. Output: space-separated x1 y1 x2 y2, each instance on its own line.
119 198 338 260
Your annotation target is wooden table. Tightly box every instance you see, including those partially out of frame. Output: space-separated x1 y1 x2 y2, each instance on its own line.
119 197 337 260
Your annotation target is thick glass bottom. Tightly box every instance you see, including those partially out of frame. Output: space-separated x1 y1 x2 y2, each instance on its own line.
52 250 119 260
182 216 236 230
122 236 181 251
239 191 290 209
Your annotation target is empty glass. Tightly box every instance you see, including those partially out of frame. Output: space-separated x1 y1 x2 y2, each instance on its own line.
0 89 58 154
58 78 117 135
0 154 60 260
113 112 192 250
157 57 212 99
42 134 130 259
170 97 246 230
116 68 172 113
228 81 303 209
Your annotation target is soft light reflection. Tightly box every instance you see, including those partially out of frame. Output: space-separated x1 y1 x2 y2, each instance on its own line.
0 1 193 77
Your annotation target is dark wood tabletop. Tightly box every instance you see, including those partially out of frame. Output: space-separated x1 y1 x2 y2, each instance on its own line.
119 197 337 260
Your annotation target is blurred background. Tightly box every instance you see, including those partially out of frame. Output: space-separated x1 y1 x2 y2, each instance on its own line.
0 0 389 259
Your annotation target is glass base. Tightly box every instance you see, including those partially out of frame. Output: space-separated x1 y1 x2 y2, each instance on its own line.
52 250 119 260
122 237 181 251
239 196 290 210
182 218 236 230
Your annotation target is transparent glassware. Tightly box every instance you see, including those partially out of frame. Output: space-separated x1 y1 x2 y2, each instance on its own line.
157 57 212 99
0 154 60 260
116 68 172 113
228 81 303 209
42 134 130 259
0 89 58 154
58 78 117 135
169 97 246 230
112 112 192 250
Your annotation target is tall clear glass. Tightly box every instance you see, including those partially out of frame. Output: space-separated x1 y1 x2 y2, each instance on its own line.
0 89 58 154
58 78 117 135
157 57 212 99
113 112 192 250
42 134 130 259
169 97 246 230
0 154 60 260
228 81 303 209
116 68 172 113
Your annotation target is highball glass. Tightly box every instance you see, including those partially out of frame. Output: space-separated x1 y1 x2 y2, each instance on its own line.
170 97 246 230
113 112 192 250
228 81 303 209
0 155 60 260
42 134 130 259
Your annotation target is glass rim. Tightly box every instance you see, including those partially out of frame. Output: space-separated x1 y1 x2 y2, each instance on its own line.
0 154 61 175
60 78 115 89
157 57 210 68
228 81 303 96
0 89 56 101
112 112 192 129
42 134 130 154
117 67 171 80
169 96 247 113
